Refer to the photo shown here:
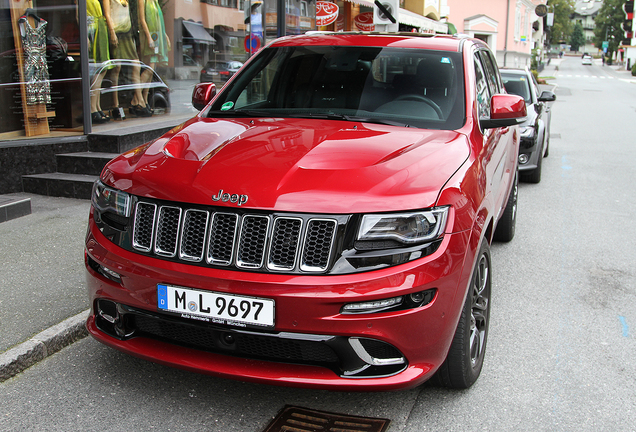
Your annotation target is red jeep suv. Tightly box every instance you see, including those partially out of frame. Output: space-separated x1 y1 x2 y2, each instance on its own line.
85 32 525 391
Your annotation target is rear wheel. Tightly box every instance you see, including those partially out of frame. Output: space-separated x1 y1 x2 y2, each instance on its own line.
432 240 492 389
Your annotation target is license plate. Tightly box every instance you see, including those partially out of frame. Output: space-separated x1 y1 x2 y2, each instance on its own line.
157 284 275 328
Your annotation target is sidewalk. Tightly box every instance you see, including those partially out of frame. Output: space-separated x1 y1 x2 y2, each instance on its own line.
539 57 563 78
0 193 91 381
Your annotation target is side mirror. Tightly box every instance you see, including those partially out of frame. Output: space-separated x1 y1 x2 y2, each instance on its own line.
480 94 527 129
192 82 217 111
538 90 556 102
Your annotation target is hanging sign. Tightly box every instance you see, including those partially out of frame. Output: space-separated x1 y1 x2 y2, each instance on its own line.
535 4 548 17
316 1 339 27
354 12 375 31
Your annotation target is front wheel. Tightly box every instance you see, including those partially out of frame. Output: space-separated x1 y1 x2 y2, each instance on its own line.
150 92 170 115
431 240 492 389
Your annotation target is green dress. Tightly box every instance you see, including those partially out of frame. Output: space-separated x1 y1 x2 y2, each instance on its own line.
87 0 110 63
140 0 170 64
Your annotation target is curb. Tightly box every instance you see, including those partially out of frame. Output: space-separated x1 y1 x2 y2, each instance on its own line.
0 309 90 382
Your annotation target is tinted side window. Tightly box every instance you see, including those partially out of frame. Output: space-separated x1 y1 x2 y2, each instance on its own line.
479 50 500 96
474 54 490 119
530 72 541 100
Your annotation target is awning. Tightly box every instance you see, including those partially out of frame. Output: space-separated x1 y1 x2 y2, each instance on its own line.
345 0 375 7
398 8 448 33
344 0 447 33
182 21 216 45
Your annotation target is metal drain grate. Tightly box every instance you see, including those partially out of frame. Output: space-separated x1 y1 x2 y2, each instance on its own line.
263 406 391 432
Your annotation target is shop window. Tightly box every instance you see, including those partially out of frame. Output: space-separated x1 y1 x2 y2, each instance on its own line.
1 0 83 140
201 0 238 8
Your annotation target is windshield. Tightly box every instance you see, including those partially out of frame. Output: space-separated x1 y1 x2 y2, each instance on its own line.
501 73 531 104
205 45 465 130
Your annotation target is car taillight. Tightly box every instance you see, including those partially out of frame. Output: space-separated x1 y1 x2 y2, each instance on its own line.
220 71 230 76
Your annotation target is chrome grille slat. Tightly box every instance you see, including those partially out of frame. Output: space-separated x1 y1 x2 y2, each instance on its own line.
300 219 337 272
154 206 182 257
179 209 209 262
236 215 270 269
131 201 336 273
268 217 303 271
207 213 238 265
132 202 157 252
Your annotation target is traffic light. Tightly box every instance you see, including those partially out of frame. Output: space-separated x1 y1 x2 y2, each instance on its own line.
623 1 634 45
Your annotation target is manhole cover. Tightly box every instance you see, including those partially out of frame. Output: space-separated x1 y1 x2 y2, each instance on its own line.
263 405 391 432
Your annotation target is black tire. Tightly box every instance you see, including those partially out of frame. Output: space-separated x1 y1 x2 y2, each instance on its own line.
432 240 492 389
493 172 517 242
150 92 170 115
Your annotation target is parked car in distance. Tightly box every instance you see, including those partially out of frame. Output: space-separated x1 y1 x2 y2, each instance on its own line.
582 55 593 65
86 32 526 391
90 59 171 117
200 60 244 83
501 68 556 183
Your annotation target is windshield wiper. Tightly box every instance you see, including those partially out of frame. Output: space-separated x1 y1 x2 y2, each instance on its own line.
341 115 411 127
209 110 411 127
286 112 411 127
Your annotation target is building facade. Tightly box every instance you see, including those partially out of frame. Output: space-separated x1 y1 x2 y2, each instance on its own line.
571 0 603 55
446 0 545 68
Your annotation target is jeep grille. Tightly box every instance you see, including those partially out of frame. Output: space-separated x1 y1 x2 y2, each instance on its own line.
132 201 337 273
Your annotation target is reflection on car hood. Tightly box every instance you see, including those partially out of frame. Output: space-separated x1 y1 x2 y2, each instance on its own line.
103 117 469 213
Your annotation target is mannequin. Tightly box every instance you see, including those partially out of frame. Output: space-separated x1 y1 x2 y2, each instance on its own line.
18 9 51 106
138 0 170 114
87 0 110 123
102 0 150 118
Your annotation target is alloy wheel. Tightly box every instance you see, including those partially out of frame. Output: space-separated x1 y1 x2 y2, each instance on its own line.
469 253 490 366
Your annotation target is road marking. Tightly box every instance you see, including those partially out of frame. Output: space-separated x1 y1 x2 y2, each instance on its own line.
619 316 629 337
561 155 572 178
557 74 614 79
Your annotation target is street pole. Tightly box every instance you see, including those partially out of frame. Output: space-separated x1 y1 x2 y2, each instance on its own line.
504 0 510 66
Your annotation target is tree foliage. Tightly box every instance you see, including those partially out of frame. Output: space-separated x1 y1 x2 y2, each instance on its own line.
569 23 586 52
594 0 627 59
547 0 575 45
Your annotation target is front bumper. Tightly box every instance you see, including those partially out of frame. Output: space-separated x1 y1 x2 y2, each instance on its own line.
85 214 472 390
518 136 541 171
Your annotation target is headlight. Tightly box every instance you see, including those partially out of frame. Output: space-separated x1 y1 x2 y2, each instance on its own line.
92 180 131 217
520 126 535 139
357 207 449 246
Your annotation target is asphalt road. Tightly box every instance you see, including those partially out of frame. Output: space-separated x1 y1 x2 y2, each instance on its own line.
1 56 635 431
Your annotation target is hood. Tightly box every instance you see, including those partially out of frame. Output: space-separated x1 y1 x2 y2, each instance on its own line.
103 117 470 214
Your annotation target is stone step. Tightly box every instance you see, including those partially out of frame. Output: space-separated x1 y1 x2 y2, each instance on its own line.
87 117 186 154
56 152 118 176
22 172 98 200
0 196 32 223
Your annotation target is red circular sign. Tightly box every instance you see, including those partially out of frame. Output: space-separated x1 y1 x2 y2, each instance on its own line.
244 35 261 53
316 1 339 27
354 12 375 32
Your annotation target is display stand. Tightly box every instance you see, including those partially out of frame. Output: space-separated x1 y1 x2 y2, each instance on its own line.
10 0 55 137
